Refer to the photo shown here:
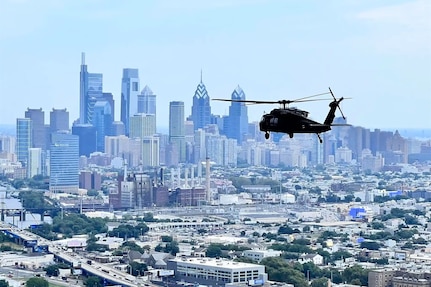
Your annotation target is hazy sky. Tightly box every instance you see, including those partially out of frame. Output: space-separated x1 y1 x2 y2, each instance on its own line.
0 0 430 131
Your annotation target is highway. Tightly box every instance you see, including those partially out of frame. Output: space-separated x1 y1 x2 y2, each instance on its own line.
0 223 151 287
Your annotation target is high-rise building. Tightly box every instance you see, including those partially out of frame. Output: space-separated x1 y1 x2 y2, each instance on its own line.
50 131 79 194
102 92 115 122
93 101 113 152
169 101 186 163
138 85 156 115
50 108 69 133
0 136 15 154
72 124 97 157
16 118 32 165
25 108 46 150
79 52 103 124
190 73 211 130
120 68 140 136
28 148 42 178
129 114 156 139
111 121 125 136
224 86 248 144
142 136 160 167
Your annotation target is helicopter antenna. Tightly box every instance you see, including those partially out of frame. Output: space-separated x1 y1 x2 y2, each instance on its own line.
328 87 346 119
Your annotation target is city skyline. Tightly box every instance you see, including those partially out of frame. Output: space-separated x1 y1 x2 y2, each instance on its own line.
0 0 430 130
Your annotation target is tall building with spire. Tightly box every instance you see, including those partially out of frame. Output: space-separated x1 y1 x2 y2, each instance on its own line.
79 52 103 124
120 68 140 136
224 86 248 144
138 85 156 115
190 72 211 130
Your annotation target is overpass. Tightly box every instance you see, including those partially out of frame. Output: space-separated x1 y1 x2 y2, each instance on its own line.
0 224 150 287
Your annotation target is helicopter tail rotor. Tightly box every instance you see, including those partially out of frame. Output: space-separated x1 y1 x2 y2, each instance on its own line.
328 87 346 119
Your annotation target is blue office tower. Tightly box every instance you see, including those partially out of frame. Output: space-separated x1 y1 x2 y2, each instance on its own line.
72 124 97 157
49 131 79 194
190 73 211 130
16 118 32 166
93 101 113 152
79 52 103 124
138 85 156 115
120 68 140 136
224 86 248 144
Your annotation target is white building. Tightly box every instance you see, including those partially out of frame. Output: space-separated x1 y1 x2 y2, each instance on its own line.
167 257 267 287
242 249 282 262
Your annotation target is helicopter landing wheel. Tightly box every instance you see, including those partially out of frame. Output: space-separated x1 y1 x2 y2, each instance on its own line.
289 133 294 138
265 132 270 139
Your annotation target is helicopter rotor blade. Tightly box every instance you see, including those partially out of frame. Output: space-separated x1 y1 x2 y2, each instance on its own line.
328 87 346 119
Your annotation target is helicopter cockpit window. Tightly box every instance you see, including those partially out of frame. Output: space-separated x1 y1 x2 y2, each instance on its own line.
270 117 278 126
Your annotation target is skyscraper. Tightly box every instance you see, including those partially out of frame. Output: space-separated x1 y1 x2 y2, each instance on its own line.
28 148 42 178
25 108 46 150
50 108 69 133
190 73 211 130
138 85 156 115
225 86 248 144
102 92 115 121
79 52 103 124
93 101 113 152
16 118 32 165
129 114 156 139
71 124 97 157
120 68 140 136
169 101 186 163
50 131 79 194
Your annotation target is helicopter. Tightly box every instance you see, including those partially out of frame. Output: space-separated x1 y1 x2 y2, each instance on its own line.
213 87 348 143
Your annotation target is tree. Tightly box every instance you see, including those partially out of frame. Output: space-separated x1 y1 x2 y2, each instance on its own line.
311 278 329 287
206 244 222 258
26 277 48 287
128 262 148 276
84 276 103 287
371 221 385 230
0 280 9 287
342 265 368 286
161 235 173 242
360 241 380 250
43 264 60 276
87 189 99 196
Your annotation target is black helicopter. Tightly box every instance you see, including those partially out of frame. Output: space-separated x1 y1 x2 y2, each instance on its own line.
213 87 348 143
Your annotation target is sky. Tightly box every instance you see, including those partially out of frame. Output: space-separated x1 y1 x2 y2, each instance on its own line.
0 0 430 132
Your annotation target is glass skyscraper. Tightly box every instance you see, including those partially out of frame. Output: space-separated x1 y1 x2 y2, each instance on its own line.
120 68 140 136
79 52 103 124
71 124 97 157
16 118 32 165
225 86 248 144
190 74 211 130
49 131 79 193
93 100 113 152
138 85 156 115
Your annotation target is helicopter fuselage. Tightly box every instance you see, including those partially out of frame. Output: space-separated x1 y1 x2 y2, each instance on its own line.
259 108 331 136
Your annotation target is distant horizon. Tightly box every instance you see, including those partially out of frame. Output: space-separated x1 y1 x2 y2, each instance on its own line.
1 123 431 139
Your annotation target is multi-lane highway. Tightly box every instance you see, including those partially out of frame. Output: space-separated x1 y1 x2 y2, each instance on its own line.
0 224 151 287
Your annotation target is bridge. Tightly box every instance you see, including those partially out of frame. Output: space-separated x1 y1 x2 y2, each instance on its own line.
0 224 151 287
